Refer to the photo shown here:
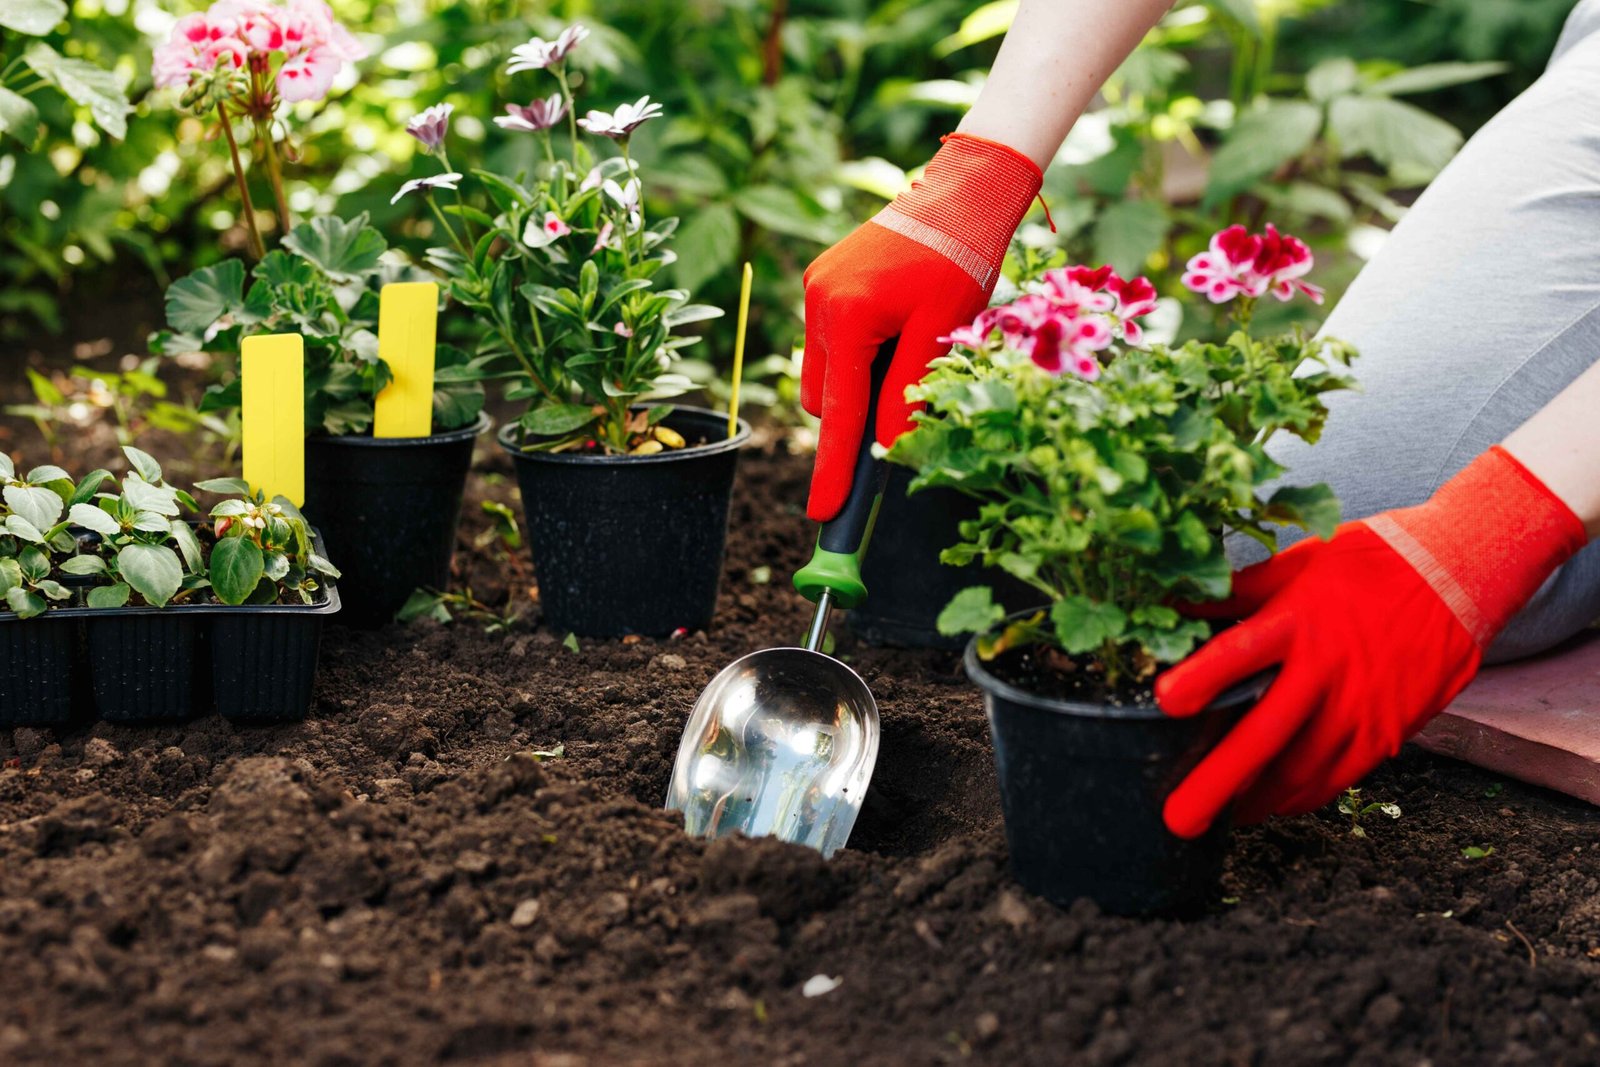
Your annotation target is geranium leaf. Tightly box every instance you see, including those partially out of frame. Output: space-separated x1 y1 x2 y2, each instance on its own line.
209 537 264 605
117 544 183 608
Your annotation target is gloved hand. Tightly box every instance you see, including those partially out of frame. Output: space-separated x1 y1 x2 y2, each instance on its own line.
1156 446 1588 838
800 133 1042 521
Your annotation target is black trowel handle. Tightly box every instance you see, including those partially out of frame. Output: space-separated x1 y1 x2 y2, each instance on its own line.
792 339 897 610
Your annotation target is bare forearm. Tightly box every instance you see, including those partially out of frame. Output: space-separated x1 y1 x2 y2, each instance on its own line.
957 0 1175 168
1503 359 1600 538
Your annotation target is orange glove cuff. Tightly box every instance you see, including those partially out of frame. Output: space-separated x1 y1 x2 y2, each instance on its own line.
869 133 1042 293
1365 445 1587 648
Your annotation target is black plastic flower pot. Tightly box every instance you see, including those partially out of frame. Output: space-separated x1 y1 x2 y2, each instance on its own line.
499 405 750 638
0 614 78 726
210 584 341 721
87 613 202 722
849 465 1040 650
965 637 1260 917
302 411 490 628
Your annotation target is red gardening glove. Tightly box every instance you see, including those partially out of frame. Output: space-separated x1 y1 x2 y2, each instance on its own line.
1156 446 1588 839
800 133 1042 521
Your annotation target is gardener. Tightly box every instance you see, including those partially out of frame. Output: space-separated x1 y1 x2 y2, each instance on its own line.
800 0 1600 839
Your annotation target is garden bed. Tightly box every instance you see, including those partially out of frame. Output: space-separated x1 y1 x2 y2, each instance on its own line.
0 446 1597 1066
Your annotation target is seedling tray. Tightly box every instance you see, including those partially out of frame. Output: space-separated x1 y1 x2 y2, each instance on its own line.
0 534 340 726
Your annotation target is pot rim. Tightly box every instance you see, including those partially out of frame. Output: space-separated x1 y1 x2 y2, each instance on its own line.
963 611 1270 721
496 403 751 466
308 410 493 449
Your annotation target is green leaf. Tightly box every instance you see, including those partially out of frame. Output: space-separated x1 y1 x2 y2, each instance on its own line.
1305 58 1358 103
123 478 179 516
18 546 49 582
731 185 837 245
1049 596 1128 656
209 537 265 606
193 477 254 496
69 470 113 506
936 585 1006 637
1367 62 1508 98
1091 199 1169 278
122 445 163 484
282 213 387 281
0 87 40 146
36 579 69 601
165 260 248 334
1328 95 1462 182
672 203 741 296
0 454 11 480
0 558 18 594
1204 100 1322 206
5 587 47 619
4 515 45 543
170 521 206 573
1263 484 1341 540
1208 0 1260 33
4 484 63 531
0 0 67 35
117 543 183 608
60 555 108 576
521 403 596 437
87 583 130 609
562 632 581 653
933 0 1017 55
23 43 130 139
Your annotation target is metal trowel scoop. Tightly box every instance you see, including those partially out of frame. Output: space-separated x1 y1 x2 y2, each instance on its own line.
666 343 897 857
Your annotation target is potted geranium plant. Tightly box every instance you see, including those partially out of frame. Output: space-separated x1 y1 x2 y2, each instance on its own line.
150 1 493 626
887 225 1356 915
412 24 749 638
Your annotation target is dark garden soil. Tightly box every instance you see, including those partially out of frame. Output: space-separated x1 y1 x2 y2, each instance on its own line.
2 413 1600 1064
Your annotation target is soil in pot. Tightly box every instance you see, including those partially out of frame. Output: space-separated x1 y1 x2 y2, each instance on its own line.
500 405 749 638
850 464 1040 649
302 412 489 628
968 642 1249 917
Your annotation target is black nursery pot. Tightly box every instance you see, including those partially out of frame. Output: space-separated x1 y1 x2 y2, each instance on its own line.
499 405 750 638
303 412 490 628
966 640 1256 917
850 464 1037 650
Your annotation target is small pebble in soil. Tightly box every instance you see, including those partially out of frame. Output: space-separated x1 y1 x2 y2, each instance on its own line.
801 975 843 998
653 654 687 671
510 899 541 928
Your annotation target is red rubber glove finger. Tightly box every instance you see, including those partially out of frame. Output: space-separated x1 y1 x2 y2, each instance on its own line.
1163 657 1323 839
806 318 890 522
798 277 830 421
1154 604 1293 718
873 304 982 447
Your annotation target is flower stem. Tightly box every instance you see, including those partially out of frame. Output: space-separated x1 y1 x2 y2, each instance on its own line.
425 192 470 256
258 126 292 235
217 104 265 260
555 65 580 169
437 149 477 246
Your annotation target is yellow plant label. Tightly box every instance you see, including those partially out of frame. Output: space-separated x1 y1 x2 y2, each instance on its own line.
241 333 305 507
374 281 439 439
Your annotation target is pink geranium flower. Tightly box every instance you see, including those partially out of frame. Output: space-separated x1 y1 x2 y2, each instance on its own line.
1183 224 1324 305
152 0 364 104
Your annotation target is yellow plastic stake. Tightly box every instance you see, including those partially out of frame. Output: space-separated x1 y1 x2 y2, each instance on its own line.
728 261 752 440
374 281 439 439
241 333 305 507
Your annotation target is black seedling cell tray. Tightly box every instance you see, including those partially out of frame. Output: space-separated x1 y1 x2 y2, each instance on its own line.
0 531 340 726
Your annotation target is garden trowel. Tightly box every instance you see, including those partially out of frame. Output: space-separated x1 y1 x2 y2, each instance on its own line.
666 342 897 857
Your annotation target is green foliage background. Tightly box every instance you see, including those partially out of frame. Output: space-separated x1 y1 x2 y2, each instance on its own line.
0 0 1577 381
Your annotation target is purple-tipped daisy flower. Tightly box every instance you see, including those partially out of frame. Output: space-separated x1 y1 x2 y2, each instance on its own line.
494 93 569 133
506 24 589 73
577 95 663 139
406 103 453 154
391 172 464 205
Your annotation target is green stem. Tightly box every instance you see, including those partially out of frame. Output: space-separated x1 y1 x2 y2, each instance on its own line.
555 65 580 170
217 104 265 260
250 68 291 235
425 193 471 257
437 148 477 246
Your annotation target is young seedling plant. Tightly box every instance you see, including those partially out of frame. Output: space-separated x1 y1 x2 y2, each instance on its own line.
192 477 340 605
1 450 113 617
1337 787 1402 837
